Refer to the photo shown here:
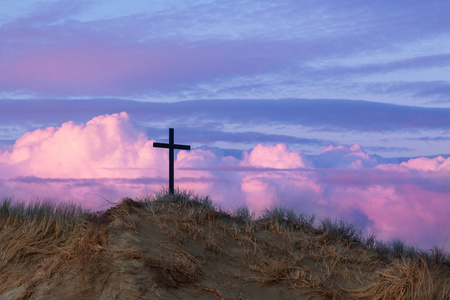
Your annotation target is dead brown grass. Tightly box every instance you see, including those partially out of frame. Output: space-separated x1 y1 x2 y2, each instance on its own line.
0 193 448 299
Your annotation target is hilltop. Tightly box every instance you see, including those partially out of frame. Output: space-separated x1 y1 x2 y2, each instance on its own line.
0 191 449 299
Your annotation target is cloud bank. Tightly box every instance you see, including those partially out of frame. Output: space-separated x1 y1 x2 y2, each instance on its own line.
0 112 448 252
1 99 450 158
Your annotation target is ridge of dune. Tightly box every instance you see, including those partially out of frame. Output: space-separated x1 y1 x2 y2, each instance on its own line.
0 192 449 299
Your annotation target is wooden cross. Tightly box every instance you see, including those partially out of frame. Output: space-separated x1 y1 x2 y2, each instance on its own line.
153 128 190 195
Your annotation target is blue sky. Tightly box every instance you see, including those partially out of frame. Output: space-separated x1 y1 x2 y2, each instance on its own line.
1 0 450 157
0 0 449 250
1 0 450 107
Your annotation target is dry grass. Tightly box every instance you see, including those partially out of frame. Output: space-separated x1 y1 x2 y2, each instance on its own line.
0 191 449 299
0 199 86 294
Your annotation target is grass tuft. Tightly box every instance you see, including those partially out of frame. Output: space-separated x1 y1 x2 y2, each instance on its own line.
234 205 253 221
319 218 363 244
261 207 316 232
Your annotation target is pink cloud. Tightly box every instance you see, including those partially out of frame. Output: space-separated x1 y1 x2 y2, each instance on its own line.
328 183 450 250
176 149 243 206
0 112 165 179
377 155 450 173
241 143 312 169
0 113 448 251
316 144 379 169
400 156 450 172
237 144 321 212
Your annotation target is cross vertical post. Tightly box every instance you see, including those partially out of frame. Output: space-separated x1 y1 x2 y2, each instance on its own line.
153 128 190 195
169 128 174 194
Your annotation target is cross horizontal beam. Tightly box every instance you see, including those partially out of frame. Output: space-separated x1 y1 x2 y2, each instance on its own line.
153 142 190 150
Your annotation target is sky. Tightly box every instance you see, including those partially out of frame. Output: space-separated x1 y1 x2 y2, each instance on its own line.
0 0 449 251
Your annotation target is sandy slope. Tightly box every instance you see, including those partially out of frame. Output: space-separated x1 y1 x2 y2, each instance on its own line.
1 196 449 299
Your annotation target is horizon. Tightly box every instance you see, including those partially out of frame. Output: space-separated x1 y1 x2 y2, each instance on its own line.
0 1 449 252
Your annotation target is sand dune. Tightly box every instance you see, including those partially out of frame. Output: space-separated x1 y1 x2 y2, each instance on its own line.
0 192 449 299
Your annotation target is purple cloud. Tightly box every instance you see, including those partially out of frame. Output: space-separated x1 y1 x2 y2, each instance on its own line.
1 113 449 251
1 1 450 103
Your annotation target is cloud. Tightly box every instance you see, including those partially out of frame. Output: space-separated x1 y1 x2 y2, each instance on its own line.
175 129 330 147
314 145 379 169
1 98 449 162
241 144 312 169
323 54 450 78
2 99 449 135
0 14 306 97
239 144 320 213
400 156 450 172
1 1 450 103
0 111 166 179
0 112 449 252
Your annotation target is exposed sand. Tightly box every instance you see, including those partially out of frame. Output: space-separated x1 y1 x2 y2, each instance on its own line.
1 195 449 299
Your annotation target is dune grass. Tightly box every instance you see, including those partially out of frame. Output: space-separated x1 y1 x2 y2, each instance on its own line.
0 198 110 299
139 189 450 299
0 190 449 299
0 198 86 294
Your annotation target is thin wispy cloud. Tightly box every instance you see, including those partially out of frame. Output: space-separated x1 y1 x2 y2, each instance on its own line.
1 1 450 104
2 99 450 131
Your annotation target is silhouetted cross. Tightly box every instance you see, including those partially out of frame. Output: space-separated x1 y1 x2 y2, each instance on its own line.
153 128 190 195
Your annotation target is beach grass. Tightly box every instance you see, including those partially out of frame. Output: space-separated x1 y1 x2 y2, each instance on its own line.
0 190 448 299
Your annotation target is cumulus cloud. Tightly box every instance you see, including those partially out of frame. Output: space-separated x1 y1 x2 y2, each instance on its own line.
0 112 449 252
238 144 320 212
376 155 450 173
241 144 312 169
0 112 170 207
400 156 450 172
0 112 166 179
175 148 243 206
314 144 379 169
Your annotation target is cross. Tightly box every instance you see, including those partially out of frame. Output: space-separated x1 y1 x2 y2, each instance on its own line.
153 128 191 195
